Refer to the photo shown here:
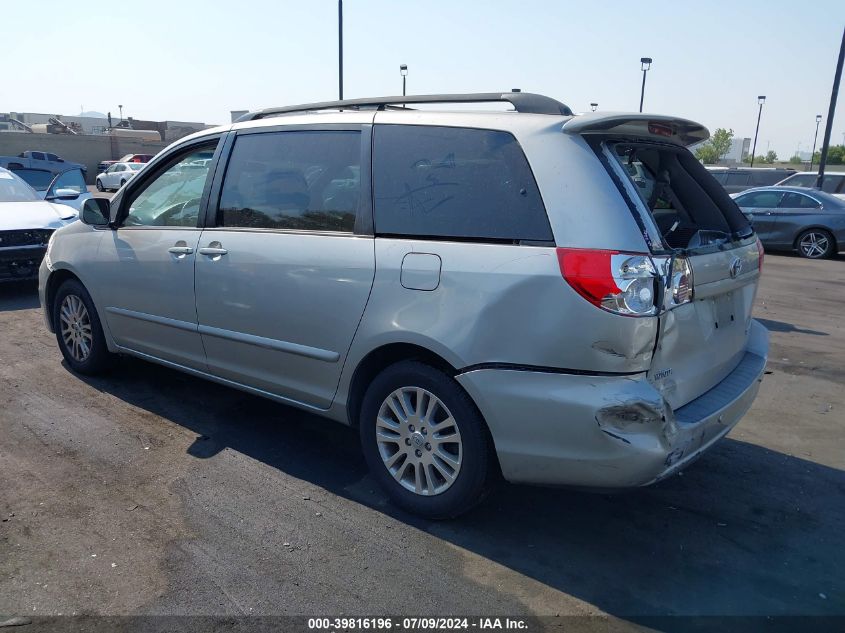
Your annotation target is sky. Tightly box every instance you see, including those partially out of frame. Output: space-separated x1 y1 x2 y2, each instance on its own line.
3 0 844 158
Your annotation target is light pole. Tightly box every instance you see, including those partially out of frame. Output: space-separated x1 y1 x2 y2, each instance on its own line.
810 115 823 171
590 102 598 112
338 0 343 100
400 64 408 96
639 57 652 113
118 104 123 122
817 25 845 189
750 95 766 168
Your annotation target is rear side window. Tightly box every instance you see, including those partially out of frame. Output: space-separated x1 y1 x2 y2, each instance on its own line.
725 173 749 186
781 174 816 187
781 192 821 209
218 131 360 233
373 125 552 242
709 172 728 184
821 175 844 194
31 152 46 161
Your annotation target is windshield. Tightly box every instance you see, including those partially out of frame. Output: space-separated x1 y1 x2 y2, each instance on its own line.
0 170 40 202
11 168 54 192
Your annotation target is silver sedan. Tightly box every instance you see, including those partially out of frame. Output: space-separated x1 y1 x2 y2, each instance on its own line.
733 186 845 259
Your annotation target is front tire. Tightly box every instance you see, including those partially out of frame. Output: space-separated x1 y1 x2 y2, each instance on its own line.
359 360 495 519
119 179 126 188
53 279 112 375
95 179 104 192
796 229 834 259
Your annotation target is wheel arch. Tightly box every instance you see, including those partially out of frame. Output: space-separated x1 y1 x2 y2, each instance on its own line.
346 342 459 429
45 268 84 331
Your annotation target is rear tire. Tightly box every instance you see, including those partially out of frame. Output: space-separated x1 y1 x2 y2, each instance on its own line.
53 279 112 375
796 229 834 259
359 360 495 519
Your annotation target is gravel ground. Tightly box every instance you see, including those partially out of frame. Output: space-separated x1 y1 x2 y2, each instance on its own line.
0 253 842 629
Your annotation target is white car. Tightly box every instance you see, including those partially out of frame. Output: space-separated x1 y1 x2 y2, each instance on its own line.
0 167 77 282
775 171 845 200
95 162 145 192
11 167 92 213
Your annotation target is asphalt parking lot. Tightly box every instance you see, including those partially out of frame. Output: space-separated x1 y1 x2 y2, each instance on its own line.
0 253 843 628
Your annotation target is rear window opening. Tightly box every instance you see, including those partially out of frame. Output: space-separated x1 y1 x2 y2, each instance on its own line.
609 142 752 252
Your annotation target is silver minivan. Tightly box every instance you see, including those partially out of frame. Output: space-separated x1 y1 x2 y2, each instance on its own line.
39 93 769 518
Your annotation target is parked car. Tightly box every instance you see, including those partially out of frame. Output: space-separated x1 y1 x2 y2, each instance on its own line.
12 167 92 213
773 171 845 199
97 154 155 173
0 167 77 282
732 186 845 258
39 93 769 518
95 162 145 192
0 150 87 178
707 167 796 194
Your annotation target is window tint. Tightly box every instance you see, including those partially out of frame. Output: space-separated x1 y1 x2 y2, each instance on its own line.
781 192 821 209
735 191 782 208
709 172 728 184
218 131 360 232
46 153 60 162
373 125 552 242
31 152 46 161
12 168 53 191
751 171 788 186
725 173 749 186
125 145 217 227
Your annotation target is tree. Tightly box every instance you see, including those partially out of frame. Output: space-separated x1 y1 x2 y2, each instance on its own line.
765 150 778 164
789 154 803 164
695 128 734 164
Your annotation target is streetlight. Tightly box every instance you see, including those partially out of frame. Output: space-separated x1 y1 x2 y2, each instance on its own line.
810 114 823 171
750 95 766 168
590 102 598 112
639 57 652 113
118 104 124 122
400 64 408 96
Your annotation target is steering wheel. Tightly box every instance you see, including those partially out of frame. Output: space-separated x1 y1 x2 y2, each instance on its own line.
156 197 202 226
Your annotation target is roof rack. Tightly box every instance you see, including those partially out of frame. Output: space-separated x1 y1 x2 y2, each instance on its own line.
236 92 573 122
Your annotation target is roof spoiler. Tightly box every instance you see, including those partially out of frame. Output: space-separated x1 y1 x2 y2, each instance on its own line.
562 113 709 147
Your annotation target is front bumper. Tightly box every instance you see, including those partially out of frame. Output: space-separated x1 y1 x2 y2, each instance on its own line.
456 319 769 488
0 246 47 283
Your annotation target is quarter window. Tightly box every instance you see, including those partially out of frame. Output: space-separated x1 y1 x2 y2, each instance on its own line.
124 145 217 227
373 125 552 242
217 131 361 233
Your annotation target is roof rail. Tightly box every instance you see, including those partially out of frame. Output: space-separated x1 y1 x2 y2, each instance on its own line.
236 92 573 122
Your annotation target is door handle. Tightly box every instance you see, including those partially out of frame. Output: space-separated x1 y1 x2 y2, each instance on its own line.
168 246 194 255
199 241 228 258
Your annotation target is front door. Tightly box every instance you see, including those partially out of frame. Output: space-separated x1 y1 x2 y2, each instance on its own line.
194 126 375 409
96 141 220 370
735 189 784 241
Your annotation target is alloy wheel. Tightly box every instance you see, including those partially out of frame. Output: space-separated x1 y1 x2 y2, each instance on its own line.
375 386 462 496
59 294 93 362
799 231 830 258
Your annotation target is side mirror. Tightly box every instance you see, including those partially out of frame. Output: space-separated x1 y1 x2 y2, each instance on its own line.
81 198 111 226
48 188 81 201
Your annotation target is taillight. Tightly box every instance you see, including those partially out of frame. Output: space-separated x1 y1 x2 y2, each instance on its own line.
557 248 658 317
756 237 764 274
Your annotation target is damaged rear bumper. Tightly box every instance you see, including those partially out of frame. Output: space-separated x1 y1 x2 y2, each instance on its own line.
455 319 769 488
